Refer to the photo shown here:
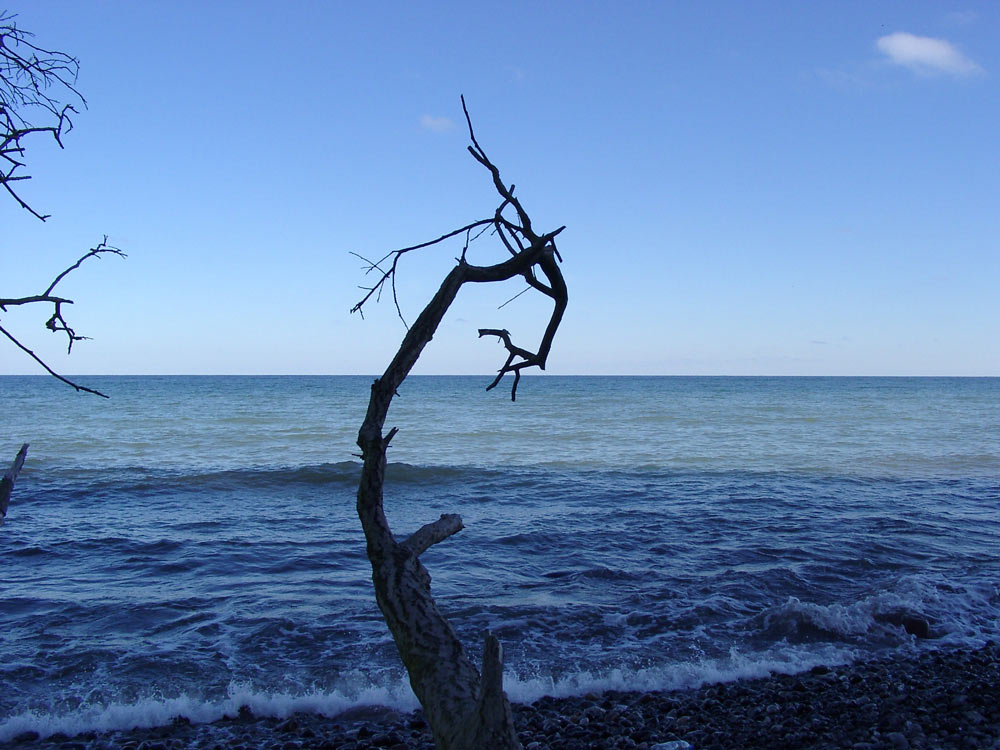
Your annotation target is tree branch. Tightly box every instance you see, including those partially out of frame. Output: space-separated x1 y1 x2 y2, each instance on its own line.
2 14 121 396
401 513 464 557
0 323 108 397
353 99 568 403
0 238 125 353
3 11 84 220
349 219 494 319
0 238 124 396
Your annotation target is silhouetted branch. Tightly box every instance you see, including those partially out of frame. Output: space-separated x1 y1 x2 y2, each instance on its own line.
2 13 122 396
1 11 84 220
349 219 494 323
352 95 567 401
0 238 125 398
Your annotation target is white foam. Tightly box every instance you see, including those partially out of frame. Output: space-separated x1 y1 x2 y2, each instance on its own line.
0 678 419 742
0 646 854 742
756 574 1000 645
760 596 879 636
502 643 855 705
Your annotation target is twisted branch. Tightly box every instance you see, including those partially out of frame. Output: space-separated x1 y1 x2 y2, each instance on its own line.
352 95 567 400
353 97 563 748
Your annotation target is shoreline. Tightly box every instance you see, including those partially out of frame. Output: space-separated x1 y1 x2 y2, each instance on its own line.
5 642 998 750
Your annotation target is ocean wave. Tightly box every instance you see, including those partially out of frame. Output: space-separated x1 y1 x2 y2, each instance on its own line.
23 461 528 498
0 678 419 743
0 646 858 742
20 461 1000 509
750 574 1000 646
503 643 856 704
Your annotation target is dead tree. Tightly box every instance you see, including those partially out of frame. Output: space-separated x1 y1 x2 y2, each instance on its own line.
1 11 122 395
351 97 567 750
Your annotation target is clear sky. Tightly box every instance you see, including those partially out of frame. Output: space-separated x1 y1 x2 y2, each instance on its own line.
2 1 998 377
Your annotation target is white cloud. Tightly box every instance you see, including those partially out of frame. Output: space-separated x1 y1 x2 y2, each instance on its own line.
419 114 454 133
876 31 982 76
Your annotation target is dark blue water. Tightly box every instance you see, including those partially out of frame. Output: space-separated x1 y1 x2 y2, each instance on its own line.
1 376 998 740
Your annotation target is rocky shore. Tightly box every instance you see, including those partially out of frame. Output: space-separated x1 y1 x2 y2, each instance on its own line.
6 643 999 750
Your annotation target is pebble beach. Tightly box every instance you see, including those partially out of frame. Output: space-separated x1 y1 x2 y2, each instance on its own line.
6 642 999 750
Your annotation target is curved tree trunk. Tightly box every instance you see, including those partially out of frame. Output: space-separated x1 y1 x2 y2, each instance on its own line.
353 99 567 750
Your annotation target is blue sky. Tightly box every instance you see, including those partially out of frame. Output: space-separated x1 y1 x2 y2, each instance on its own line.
3 1 998 377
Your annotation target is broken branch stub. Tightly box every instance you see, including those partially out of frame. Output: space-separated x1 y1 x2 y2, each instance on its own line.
1 443 29 518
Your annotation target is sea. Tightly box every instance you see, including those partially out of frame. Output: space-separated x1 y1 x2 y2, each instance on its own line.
1 375 998 742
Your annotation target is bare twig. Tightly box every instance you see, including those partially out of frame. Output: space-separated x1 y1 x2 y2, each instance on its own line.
2 11 85 220
497 285 532 310
2 14 122 396
0 323 108 397
0 238 124 396
349 219 493 316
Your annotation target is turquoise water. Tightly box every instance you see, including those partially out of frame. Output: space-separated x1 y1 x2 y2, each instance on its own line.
1 376 998 740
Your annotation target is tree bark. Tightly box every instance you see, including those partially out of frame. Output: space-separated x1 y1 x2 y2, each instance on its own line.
353 98 567 749
1 443 28 518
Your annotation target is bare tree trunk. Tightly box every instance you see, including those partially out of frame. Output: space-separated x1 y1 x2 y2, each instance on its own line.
352 99 568 750
1 443 28 518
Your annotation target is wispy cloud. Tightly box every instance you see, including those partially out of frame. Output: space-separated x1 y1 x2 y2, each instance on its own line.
945 10 978 27
876 32 982 76
419 114 454 133
507 66 527 82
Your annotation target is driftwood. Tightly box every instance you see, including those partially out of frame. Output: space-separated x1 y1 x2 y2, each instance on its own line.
352 98 568 749
0 443 29 518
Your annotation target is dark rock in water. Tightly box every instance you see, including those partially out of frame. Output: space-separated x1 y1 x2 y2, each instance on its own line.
875 610 933 638
12 731 40 742
902 615 931 639
236 705 255 721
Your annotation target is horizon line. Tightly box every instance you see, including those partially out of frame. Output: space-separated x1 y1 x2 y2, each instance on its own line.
2 373 998 379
